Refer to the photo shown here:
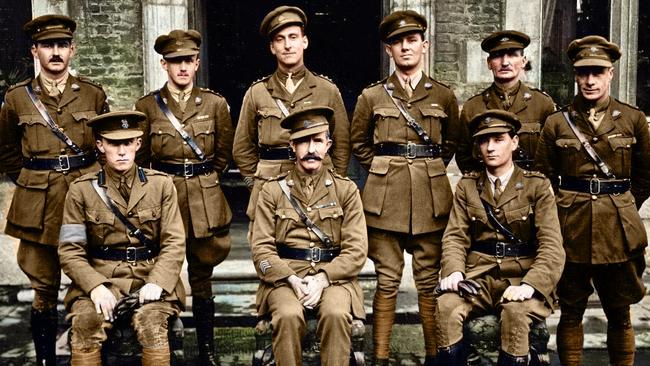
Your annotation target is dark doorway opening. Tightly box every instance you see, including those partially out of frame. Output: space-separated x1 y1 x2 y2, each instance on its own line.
0 1 33 102
637 1 650 115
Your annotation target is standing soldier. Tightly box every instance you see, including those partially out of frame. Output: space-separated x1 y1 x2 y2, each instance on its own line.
233 5 350 226
456 30 555 173
135 29 233 366
0 14 108 365
351 10 460 365
536 35 650 366
58 111 185 365
251 106 367 365
435 110 564 366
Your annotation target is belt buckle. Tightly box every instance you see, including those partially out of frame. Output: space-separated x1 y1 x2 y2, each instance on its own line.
589 178 601 195
183 162 194 177
405 142 416 159
495 242 506 258
310 247 321 263
57 155 70 172
125 247 137 263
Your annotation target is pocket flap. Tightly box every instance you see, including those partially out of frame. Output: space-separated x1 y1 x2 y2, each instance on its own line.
275 208 300 222
519 122 541 134
426 158 447 177
71 110 97 122
555 138 581 150
18 114 46 126
504 205 531 224
373 107 400 118
86 209 114 225
17 169 50 189
555 190 578 208
420 107 447 118
198 172 219 188
610 193 635 208
192 120 215 136
608 136 636 151
369 156 390 175
318 206 344 220
467 205 488 224
137 206 162 223
150 121 176 136
257 108 282 119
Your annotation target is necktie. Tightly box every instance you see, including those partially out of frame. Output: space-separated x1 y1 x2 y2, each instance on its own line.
588 107 603 129
286 72 297 94
119 175 130 202
304 177 314 199
405 77 413 98
49 80 61 98
178 91 187 112
494 178 502 202
502 93 512 110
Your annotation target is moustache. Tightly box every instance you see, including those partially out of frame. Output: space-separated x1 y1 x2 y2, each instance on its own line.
49 56 64 63
300 154 322 161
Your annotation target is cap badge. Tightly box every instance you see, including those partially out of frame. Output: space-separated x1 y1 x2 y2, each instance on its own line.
424 82 432 89
500 37 510 42
277 15 286 22
590 46 598 53
523 92 531 101
195 96 202 105
612 110 621 118
121 119 129 129
325 179 333 186
303 120 312 128
71 83 80 91
175 41 184 46
399 20 406 26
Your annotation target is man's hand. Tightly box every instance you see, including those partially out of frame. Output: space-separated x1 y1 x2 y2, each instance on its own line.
139 283 163 304
301 272 330 309
501 284 535 302
287 274 308 301
439 271 464 292
90 284 117 321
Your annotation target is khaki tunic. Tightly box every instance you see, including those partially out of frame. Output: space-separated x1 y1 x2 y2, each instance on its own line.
440 167 565 306
456 82 555 172
250 169 367 319
135 84 234 237
233 70 351 219
535 97 650 264
0 76 108 245
351 72 460 234
58 168 186 310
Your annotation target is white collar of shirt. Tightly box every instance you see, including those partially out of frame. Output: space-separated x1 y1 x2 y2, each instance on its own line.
486 164 515 195
395 70 423 90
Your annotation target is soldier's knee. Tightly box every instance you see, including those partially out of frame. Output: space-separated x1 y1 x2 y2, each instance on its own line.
604 305 631 329
559 304 586 325
70 312 105 349
273 303 305 330
32 292 58 312
499 302 529 325
319 305 351 325
133 309 170 348
436 294 466 326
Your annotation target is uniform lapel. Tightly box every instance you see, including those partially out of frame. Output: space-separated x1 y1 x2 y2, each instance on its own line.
509 82 530 115
484 85 502 110
287 171 309 206
478 172 496 207
127 175 147 213
594 99 618 136
308 171 328 206
496 167 522 208
386 73 408 101
290 70 315 103
104 180 128 210
34 78 59 109
409 74 428 104
268 72 290 101
161 84 184 120
57 76 79 110
181 86 200 123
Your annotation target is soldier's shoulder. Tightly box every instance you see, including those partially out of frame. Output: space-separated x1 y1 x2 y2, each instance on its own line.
329 169 353 183
527 87 554 102
522 169 547 179
73 171 101 184
199 87 223 98
363 77 389 91
141 167 168 177
612 98 642 112
136 90 156 102
267 171 290 182
74 76 105 91
425 75 452 90
249 74 272 89
6 78 32 94
461 171 481 180
313 72 336 85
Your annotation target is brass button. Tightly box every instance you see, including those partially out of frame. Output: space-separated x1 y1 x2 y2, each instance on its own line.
57 108 62 114
333 214 338 219
290 102 295 108
408 159 413 164
183 141 187 145
407 103 412 108
497 259 502 264
592 137 598 142
591 195 597 200
307 207 312 212
310 262 316 268
95 216 100 222
59 128 64 132
127 211 133 217
281 215 286 219
309 242 315 248
158 130 162 134
60 148 66 154
494 208 501 213
471 216 476 221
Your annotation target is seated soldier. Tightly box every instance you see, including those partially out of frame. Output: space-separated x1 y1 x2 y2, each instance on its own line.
434 110 565 365
250 106 367 366
58 111 186 366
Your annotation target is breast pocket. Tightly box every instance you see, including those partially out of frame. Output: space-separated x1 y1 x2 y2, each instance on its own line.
426 158 452 217
275 208 300 243
419 106 447 143
70 110 97 147
608 136 636 176
85 209 115 241
149 121 178 156
192 119 215 157
518 121 542 157
467 205 489 239
318 206 344 245
372 106 400 142
18 114 49 154
257 108 286 145
555 138 583 176
362 156 390 215
504 204 533 244
136 205 162 242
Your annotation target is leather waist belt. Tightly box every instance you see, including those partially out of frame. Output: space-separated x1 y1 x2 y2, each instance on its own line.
559 176 630 195
471 241 536 258
259 147 295 160
152 161 214 177
277 243 340 263
23 153 95 172
374 142 441 158
90 246 158 262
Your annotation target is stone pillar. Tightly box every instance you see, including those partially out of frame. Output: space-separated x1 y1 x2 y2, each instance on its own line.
142 0 188 93
387 0 433 75
609 0 638 104
504 0 543 88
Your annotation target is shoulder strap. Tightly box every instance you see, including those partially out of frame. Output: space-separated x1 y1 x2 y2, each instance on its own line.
382 83 435 146
154 91 206 161
562 111 615 178
25 84 83 154
274 98 290 117
91 175 154 248
278 179 333 247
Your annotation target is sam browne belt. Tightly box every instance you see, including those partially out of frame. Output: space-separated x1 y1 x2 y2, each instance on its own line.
471 241 536 258
277 243 340 263
559 176 630 195
259 146 295 160
90 245 157 263
23 153 95 171
374 142 441 158
152 160 214 177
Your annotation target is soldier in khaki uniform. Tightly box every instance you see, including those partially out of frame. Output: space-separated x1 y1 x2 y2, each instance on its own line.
58 111 186 366
233 5 351 224
135 29 233 365
350 11 460 365
251 106 367 365
456 30 555 173
535 36 650 366
0 15 108 365
435 110 564 365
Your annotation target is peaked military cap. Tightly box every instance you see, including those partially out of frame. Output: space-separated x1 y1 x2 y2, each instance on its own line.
379 10 427 42
154 29 201 58
481 30 530 54
260 6 307 37
567 35 621 67
23 14 76 41
281 106 333 140
469 109 521 138
89 111 146 140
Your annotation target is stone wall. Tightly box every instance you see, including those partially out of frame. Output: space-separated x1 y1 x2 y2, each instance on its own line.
68 0 144 109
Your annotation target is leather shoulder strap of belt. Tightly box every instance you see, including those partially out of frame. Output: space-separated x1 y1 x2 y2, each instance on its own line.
480 199 524 245
154 91 206 161
25 84 84 154
274 98 290 117
91 173 154 248
383 83 435 146
562 111 615 178
278 179 333 247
